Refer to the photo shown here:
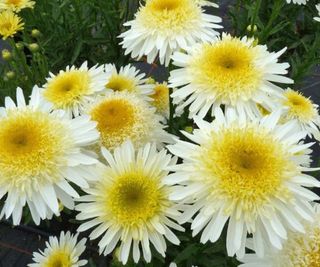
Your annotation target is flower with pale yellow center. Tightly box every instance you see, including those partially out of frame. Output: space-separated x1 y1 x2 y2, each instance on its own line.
170 33 293 119
279 88 320 140
239 204 320 267
87 91 172 151
168 108 320 258
104 64 154 99
0 10 24 39
42 62 107 117
28 231 87 267
0 0 35 12
76 141 184 264
120 0 222 66
0 86 99 225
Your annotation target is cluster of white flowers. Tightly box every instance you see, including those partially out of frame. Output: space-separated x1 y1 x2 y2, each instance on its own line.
0 0 318 266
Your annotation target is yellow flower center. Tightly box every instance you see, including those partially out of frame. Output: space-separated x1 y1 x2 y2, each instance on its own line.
283 90 316 123
90 98 150 150
102 170 165 229
106 74 136 92
189 38 263 105
44 250 72 267
201 126 292 219
43 70 91 110
151 83 170 115
137 0 201 35
0 109 71 191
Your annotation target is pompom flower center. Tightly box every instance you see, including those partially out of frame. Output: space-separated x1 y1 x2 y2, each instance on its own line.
189 38 263 104
138 0 200 34
283 90 316 122
106 74 135 92
7 0 22 5
0 109 70 190
104 171 164 227
43 70 91 109
201 126 293 217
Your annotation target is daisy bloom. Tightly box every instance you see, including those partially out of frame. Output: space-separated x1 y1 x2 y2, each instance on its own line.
104 64 154 99
76 141 184 264
314 4 320 22
28 231 87 267
239 204 320 267
0 10 24 40
286 0 308 4
0 87 99 225
150 82 170 119
0 0 35 12
170 33 293 119
87 91 172 151
279 88 320 140
42 62 107 117
167 108 320 258
120 0 222 66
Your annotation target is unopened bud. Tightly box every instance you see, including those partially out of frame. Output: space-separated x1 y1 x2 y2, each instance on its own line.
146 77 156 84
6 71 15 79
2 49 12 61
16 42 24 51
28 43 39 53
247 24 258 32
31 29 41 38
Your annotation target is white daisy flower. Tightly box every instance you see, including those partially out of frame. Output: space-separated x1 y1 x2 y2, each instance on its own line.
120 0 222 66
239 204 320 267
286 0 308 4
170 33 293 119
314 4 320 22
104 63 154 99
28 231 87 267
86 91 172 151
42 61 107 117
76 141 184 264
279 88 320 140
167 108 320 258
0 86 99 225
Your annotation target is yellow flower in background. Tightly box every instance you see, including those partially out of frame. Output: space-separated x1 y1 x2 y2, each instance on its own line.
151 82 170 119
0 10 24 40
87 91 172 151
0 0 35 12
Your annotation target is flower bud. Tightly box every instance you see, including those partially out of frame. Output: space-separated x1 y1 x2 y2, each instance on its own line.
31 29 41 38
2 49 12 61
28 43 39 53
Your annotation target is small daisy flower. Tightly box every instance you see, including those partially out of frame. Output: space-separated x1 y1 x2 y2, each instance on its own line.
42 62 107 117
150 82 170 119
286 0 308 4
0 0 35 12
167 108 320 258
105 64 154 99
76 141 184 264
170 33 293 119
28 231 87 267
0 87 99 225
120 0 222 66
239 204 320 267
314 4 320 22
87 91 172 151
0 10 24 40
279 88 320 140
